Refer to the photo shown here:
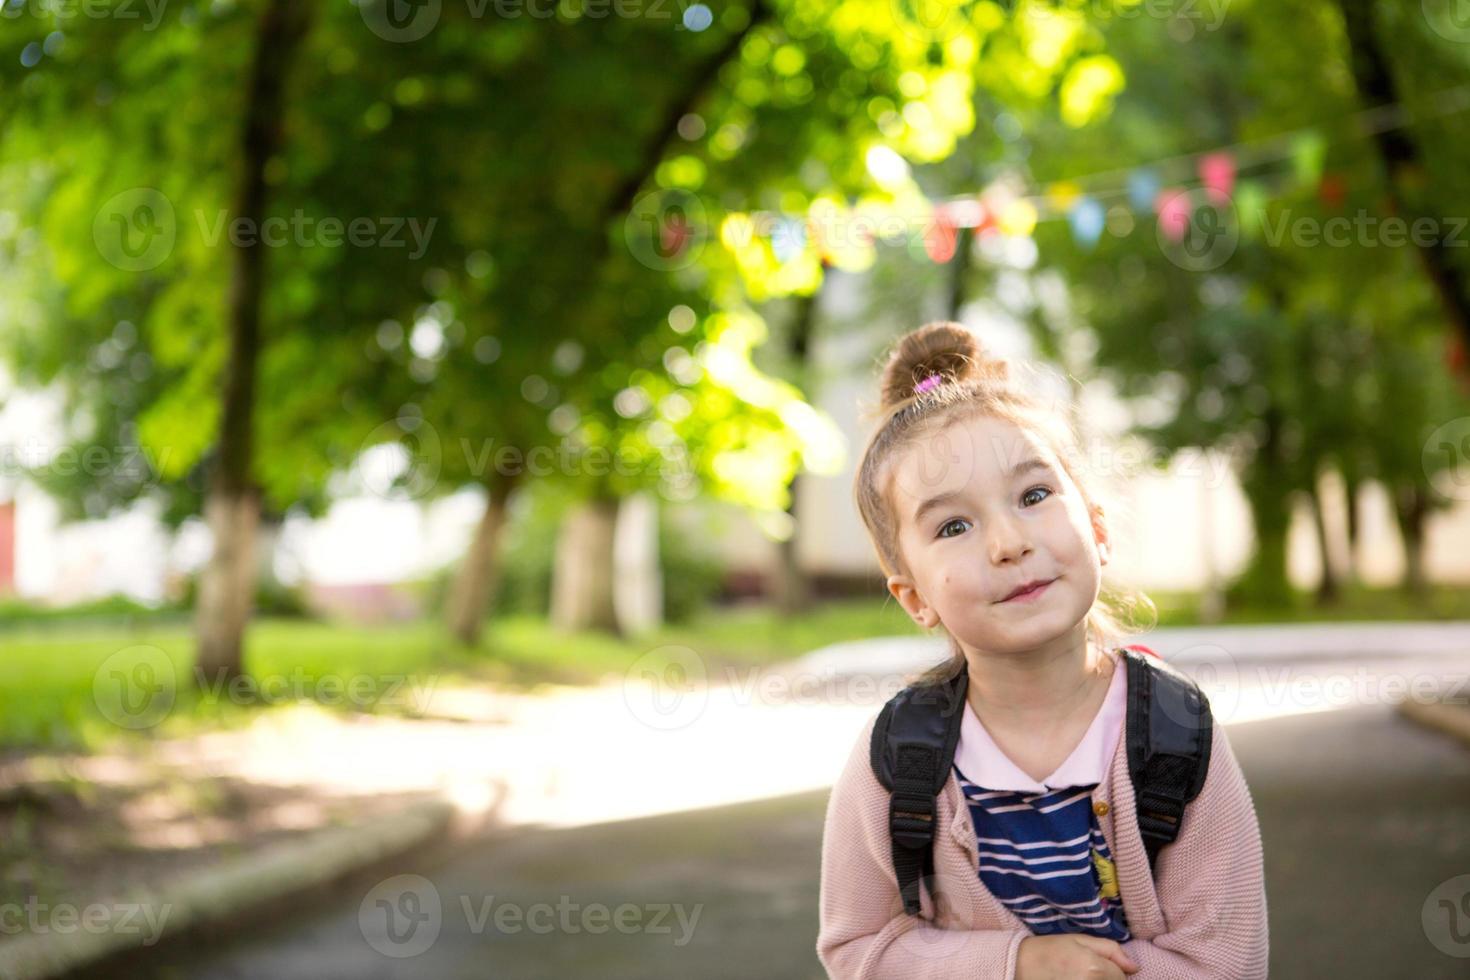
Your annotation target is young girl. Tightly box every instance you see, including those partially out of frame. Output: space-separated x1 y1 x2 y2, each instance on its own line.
816 322 1268 979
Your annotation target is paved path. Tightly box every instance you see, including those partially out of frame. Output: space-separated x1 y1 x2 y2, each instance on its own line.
66 623 1470 979
788 621 1470 680
118 686 1470 977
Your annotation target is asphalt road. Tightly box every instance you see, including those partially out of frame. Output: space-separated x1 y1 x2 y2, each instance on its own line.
109 665 1470 979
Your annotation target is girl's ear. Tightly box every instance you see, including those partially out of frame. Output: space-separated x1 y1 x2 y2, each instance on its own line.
887 574 940 630
1090 503 1110 566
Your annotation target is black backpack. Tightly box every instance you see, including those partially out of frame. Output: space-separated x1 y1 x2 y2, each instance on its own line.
870 645 1213 915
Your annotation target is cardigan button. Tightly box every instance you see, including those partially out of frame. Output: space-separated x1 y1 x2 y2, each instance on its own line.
1093 800 1110 816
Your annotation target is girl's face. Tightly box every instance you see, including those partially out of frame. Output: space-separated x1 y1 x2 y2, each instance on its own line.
883 413 1109 656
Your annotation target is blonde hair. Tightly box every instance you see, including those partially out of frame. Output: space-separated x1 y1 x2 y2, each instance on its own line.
852 321 1156 688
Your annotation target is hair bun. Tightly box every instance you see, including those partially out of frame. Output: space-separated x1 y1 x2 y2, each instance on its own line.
878 321 1004 409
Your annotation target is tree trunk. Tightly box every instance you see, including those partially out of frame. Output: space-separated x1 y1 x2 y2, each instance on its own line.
947 225 975 320
776 284 821 613
194 0 312 684
774 486 811 613
1231 407 1294 608
1197 452 1225 624
613 491 662 634
196 487 261 684
447 481 516 647
1393 481 1430 598
1307 476 1339 605
255 516 281 590
1341 468 1362 587
1337 0 1470 362
551 496 621 634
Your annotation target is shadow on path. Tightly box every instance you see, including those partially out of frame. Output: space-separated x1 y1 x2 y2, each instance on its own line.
116 701 1470 979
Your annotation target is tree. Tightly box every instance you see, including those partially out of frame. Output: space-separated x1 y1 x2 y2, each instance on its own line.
916 0 1470 607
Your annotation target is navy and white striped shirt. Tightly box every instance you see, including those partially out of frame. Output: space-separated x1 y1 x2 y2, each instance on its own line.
952 650 1131 940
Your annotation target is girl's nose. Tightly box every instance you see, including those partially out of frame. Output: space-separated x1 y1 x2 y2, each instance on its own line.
988 514 1032 565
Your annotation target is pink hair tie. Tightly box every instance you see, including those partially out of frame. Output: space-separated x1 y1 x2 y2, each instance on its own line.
913 373 944 395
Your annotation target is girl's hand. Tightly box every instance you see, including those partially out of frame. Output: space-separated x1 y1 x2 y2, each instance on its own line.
1016 934 1140 979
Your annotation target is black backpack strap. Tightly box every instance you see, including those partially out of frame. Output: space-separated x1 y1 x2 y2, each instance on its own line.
869 666 968 916
1122 648 1213 874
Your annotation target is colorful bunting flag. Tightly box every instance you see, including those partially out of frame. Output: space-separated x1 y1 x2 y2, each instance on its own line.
1068 195 1106 248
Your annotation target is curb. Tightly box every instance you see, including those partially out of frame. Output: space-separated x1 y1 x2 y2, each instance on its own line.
1398 698 1470 750
791 623 1470 681
0 797 455 980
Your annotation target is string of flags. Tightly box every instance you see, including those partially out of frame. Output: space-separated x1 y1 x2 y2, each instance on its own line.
711 83 1470 267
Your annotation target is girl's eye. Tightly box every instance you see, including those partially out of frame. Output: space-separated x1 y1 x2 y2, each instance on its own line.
1022 486 1054 506
937 518 970 539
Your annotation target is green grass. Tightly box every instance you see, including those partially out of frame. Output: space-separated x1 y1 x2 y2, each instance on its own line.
1148 584 1470 627
0 600 922 751
2 585 1463 752
0 619 476 752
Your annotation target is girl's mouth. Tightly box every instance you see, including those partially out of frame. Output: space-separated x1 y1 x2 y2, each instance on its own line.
1000 578 1056 603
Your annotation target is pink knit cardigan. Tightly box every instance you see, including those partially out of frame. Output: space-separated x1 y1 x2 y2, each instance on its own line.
816 689 1268 978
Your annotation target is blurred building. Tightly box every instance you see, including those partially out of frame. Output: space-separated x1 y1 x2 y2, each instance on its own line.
699 268 1470 599
1 267 1469 610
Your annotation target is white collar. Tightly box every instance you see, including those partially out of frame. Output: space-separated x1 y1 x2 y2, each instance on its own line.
953 648 1127 794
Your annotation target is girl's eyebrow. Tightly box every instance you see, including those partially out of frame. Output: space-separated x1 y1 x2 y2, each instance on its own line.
912 489 964 526
911 457 1054 524
1008 456 1054 478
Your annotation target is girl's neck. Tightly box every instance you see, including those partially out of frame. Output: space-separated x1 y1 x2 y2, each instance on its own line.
960 627 1111 731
